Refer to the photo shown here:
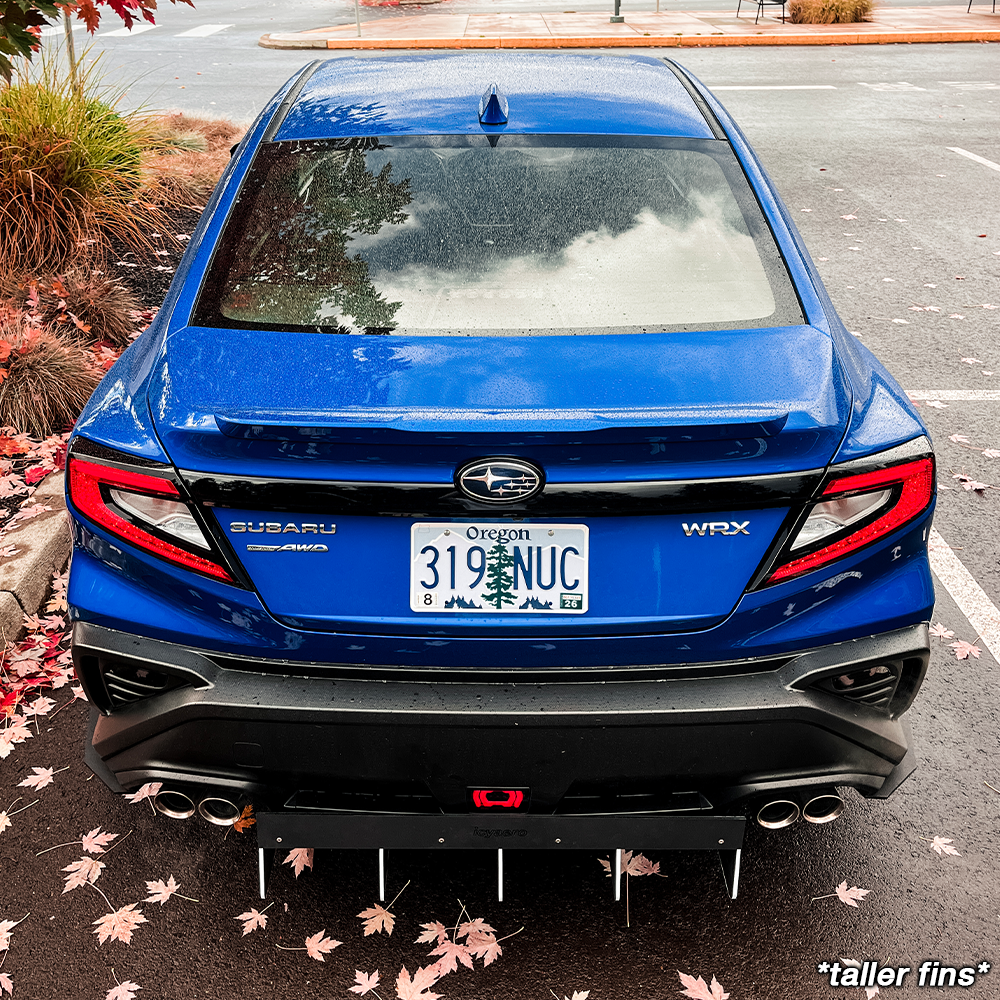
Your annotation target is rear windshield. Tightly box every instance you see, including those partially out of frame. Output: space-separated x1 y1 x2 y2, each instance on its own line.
193 135 804 336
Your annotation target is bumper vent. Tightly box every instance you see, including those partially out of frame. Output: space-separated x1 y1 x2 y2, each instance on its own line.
103 661 188 706
810 655 926 717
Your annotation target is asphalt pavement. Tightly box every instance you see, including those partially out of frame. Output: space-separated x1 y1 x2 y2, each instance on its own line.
4 21 1000 1000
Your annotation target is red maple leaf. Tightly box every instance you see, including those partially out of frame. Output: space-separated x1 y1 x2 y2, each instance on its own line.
104 980 141 1000
81 827 118 854
283 847 313 878
144 876 180 905
429 938 474 974
62 856 105 893
395 965 442 1000
235 908 268 936
414 921 449 945
835 881 870 907
358 903 395 936
349 970 380 996
304 930 341 961
677 971 730 1000
232 804 255 833
949 640 981 660
92 903 148 945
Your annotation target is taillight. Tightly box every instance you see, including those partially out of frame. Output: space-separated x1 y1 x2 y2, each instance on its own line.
68 456 235 584
764 456 934 586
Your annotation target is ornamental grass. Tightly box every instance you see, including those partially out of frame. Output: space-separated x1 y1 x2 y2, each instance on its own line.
789 0 875 22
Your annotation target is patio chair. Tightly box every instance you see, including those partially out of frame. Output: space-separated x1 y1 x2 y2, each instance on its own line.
967 0 997 12
737 0 787 22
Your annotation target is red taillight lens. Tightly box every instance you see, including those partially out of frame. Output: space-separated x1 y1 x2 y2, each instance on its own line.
765 456 935 585
68 457 234 584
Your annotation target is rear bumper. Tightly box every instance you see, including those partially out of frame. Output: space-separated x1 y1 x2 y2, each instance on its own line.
75 619 928 813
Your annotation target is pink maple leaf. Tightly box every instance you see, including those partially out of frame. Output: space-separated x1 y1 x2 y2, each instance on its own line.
144 875 180 904
395 965 443 1000
0 919 19 951
415 921 449 945
235 908 268 936
105 980 141 1000
457 917 496 938
835 881 870 907
983 448 1000 459
81 827 118 854
929 623 955 640
677 971 730 1000
93 904 147 945
18 766 55 790
304 930 342 961
349 970 381 996
929 836 961 857
25 696 54 717
124 782 162 804
358 903 395 937
0 972 12 995
429 938 474 974
948 434 970 444
949 640 982 660
472 934 502 967
282 847 313 878
0 813 11 835
62 856 106 893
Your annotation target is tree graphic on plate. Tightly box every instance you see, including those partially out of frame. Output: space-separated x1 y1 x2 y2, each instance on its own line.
481 542 515 610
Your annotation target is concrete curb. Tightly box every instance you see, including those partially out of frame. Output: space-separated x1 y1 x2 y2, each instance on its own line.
0 472 71 645
261 27 1000 50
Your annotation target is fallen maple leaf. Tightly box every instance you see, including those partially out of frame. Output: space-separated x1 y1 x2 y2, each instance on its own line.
232 804 255 833
949 639 982 660
564 993 590 1000
430 938 474 974
105 980 141 1000
18 766 55 790
0 813 10 835
983 449 1000 459
283 847 313 878
948 434 970 443
350 970 381 996
62 856 106 893
929 623 955 640
598 850 659 877
123 782 161 804
305 930 342 961
415 921 449 945
144 875 181 905
358 903 395 937
678 971 730 1000
835 881 870 907
395 965 442 1000
929 836 960 857
235 908 268 936
0 972 12 995
93 903 147 945
81 827 118 854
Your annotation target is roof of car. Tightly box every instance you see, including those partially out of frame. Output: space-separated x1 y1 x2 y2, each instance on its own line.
272 54 717 141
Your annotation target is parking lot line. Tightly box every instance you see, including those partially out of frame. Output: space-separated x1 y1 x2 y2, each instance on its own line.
928 527 1000 662
709 85 837 90
175 24 235 38
907 390 1000 401
947 147 1000 173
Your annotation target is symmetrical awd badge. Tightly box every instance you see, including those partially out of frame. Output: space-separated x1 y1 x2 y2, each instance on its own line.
456 459 544 503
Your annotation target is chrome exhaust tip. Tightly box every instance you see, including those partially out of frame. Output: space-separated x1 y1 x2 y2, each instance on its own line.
153 789 196 820
756 798 801 829
197 795 243 827
801 788 844 825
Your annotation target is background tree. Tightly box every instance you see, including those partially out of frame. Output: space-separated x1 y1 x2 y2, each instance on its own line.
0 0 194 82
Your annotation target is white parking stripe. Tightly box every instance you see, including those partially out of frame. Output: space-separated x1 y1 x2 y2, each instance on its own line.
907 390 1000 401
710 86 837 90
175 24 234 37
947 147 1000 173
929 528 1000 663
102 23 158 36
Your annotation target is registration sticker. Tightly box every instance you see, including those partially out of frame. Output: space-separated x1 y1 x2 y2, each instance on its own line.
410 523 588 614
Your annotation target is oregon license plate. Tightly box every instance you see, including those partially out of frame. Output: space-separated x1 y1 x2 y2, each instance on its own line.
410 523 589 614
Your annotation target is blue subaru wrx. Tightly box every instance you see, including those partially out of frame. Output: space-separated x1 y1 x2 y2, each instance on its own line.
68 55 935 859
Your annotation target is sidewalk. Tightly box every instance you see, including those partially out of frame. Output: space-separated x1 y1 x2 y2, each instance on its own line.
260 5 1000 49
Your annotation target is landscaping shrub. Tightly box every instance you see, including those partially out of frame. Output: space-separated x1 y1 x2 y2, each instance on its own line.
0 310 102 437
143 112 245 206
789 0 875 22
0 56 168 274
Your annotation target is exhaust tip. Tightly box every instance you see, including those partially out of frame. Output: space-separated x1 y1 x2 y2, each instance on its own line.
197 796 243 827
756 798 800 829
801 790 844 825
153 789 196 820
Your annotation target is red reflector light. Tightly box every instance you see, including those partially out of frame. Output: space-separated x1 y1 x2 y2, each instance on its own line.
766 456 934 585
68 457 233 584
472 789 526 809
